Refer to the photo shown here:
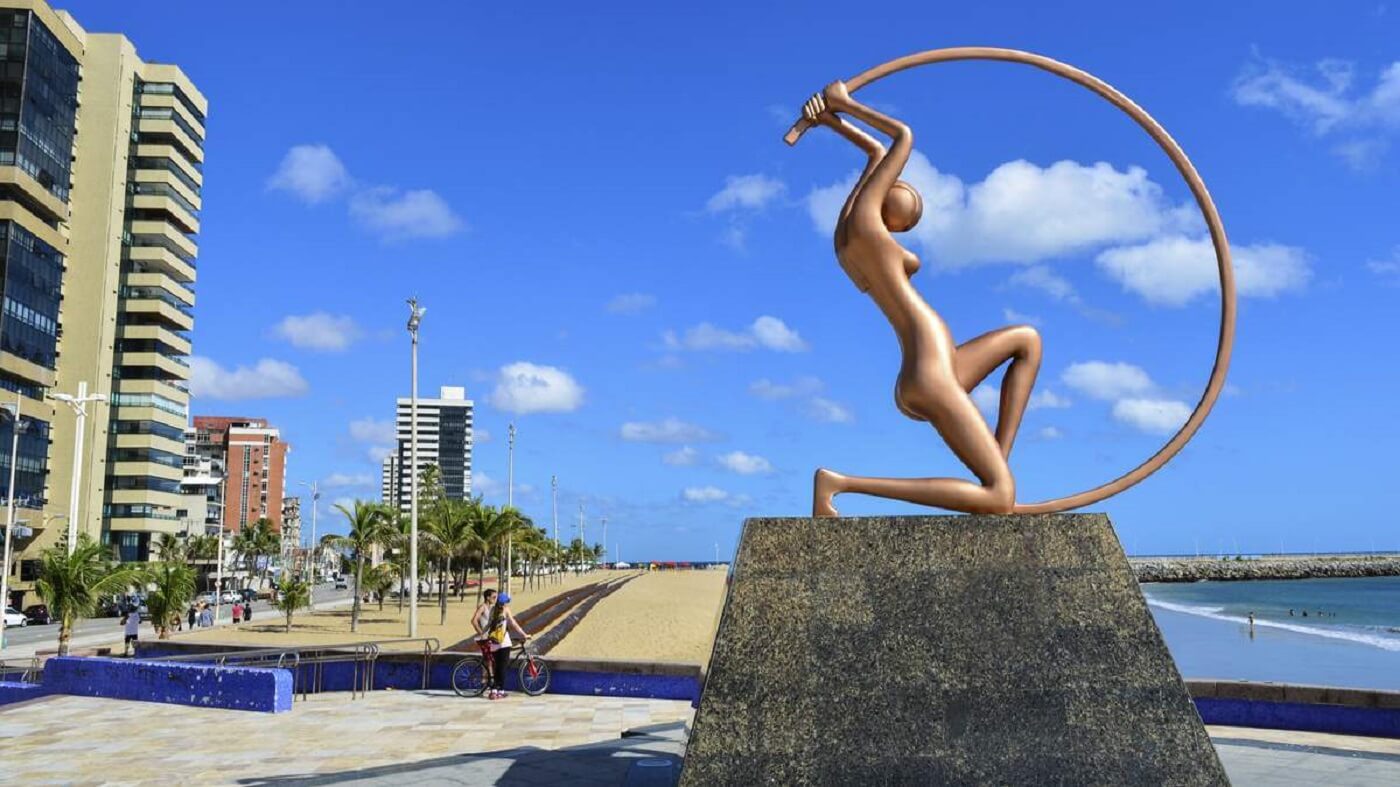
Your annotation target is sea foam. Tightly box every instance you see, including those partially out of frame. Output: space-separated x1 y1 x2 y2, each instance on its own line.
1146 598 1400 652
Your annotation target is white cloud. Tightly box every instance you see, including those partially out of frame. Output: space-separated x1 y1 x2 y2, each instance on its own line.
972 385 1070 418
806 397 854 424
1368 248 1400 281
323 472 375 488
1037 426 1064 440
706 174 785 213
1112 398 1191 435
190 357 308 400
620 418 716 444
489 362 585 414
350 187 464 240
749 376 823 400
1233 58 1400 134
1032 390 1072 409
663 446 698 466
1096 236 1311 306
664 316 807 352
475 428 493 444
273 312 362 351
682 486 730 503
606 293 657 314
717 451 773 475
808 153 1192 268
1003 307 1041 326
267 144 350 203
1062 362 1154 401
1009 265 1081 304
1232 57 1400 166
348 417 396 445
475 472 503 497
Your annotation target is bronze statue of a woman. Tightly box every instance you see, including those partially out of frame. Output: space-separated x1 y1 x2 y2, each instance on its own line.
804 81 1043 517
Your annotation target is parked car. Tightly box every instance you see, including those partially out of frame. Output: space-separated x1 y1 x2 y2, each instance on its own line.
3 607 28 627
219 591 238 604
195 592 217 607
334 578 349 590
240 588 258 603
23 604 53 625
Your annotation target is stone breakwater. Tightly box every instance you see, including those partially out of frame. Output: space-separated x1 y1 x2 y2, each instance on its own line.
1130 555 1400 583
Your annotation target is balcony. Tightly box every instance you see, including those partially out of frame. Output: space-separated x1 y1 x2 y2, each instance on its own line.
120 294 194 332
130 189 200 236
131 167 201 210
118 323 191 356
128 219 197 260
124 244 196 285
118 352 190 380
133 144 202 187
135 115 203 165
136 93 206 142
124 272 195 308
110 461 183 482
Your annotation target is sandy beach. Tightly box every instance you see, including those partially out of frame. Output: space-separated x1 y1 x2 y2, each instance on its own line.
548 570 728 667
173 570 626 652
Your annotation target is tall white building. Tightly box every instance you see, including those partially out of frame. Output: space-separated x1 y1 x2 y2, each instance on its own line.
384 385 473 511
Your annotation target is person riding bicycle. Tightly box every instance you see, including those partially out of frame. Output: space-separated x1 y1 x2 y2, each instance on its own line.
480 592 530 700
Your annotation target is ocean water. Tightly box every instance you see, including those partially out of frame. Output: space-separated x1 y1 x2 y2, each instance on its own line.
1142 576 1400 691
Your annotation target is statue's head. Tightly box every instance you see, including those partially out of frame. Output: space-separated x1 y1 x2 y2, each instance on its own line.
882 180 923 232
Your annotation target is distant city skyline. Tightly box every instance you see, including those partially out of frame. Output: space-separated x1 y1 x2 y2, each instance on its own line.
49 0 1400 560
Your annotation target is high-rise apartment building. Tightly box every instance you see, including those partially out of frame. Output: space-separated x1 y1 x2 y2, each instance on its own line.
0 1 205 604
384 386 474 512
189 417 289 534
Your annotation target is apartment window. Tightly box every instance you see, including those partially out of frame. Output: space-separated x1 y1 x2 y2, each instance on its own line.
0 221 63 369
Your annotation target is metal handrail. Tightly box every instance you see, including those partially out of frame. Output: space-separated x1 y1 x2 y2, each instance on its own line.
0 656 40 684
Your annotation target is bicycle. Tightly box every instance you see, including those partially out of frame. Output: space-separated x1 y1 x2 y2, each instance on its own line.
451 638 552 697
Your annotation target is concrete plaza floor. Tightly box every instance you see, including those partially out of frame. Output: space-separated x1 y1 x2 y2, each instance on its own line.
1 691 1398 785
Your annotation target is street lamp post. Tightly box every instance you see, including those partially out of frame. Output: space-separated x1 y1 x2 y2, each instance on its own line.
406 298 425 638
299 480 319 611
50 382 106 554
0 394 25 649
551 475 558 548
506 422 515 592
601 516 607 571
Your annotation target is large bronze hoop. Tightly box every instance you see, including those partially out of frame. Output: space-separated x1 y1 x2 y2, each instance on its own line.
787 47 1236 514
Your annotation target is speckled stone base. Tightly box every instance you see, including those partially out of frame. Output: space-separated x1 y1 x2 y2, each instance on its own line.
682 515 1228 785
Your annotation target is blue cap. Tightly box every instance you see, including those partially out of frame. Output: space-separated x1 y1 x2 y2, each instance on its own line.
498 593 511 604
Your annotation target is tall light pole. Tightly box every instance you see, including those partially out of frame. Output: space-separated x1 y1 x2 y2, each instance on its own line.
601 516 607 570
49 382 106 554
407 297 425 638
506 422 515 592
0 394 25 649
299 480 319 610
550 475 558 548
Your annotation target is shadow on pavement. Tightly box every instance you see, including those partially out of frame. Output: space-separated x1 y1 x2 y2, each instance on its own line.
237 721 688 786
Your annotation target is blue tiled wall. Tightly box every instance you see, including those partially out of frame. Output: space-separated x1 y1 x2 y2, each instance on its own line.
0 680 48 707
1195 698 1400 739
42 657 293 713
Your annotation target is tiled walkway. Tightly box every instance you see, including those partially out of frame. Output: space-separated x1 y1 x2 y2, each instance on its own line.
0 691 693 785
3 692 1399 785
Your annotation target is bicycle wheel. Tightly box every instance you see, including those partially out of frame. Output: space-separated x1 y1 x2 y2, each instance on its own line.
451 658 487 697
517 654 551 696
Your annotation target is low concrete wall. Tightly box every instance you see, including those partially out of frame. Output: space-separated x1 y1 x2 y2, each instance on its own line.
1188 680 1400 739
42 657 293 713
0 680 48 707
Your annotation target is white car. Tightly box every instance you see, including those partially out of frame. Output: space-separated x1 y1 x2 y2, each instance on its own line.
219 591 239 604
3 607 28 627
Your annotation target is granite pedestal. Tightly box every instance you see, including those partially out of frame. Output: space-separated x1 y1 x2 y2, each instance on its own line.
682 514 1229 785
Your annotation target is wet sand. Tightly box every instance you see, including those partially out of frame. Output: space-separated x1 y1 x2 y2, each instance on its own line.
549 570 728 667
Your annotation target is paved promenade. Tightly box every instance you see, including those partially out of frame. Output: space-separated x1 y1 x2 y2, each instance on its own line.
1 690 1398 784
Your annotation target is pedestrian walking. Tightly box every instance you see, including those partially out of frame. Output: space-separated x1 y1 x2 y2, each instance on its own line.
243 601 252 623
231 601 243 624
199 604 213 627
121 610 141 656
187 605 197 630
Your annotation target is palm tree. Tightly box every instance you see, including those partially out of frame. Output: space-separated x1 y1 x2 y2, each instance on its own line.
153 533 185 562
233 518 280 590
146 560 197 638
275 575 312 632
424 498 476 625
363 563 397 610
332 500 391 632
35 534 151 656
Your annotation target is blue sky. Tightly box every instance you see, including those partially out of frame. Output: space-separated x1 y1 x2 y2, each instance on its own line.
75 1 1399 558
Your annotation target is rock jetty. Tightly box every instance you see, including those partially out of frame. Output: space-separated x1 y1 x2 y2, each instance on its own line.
1130 554 1400 583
